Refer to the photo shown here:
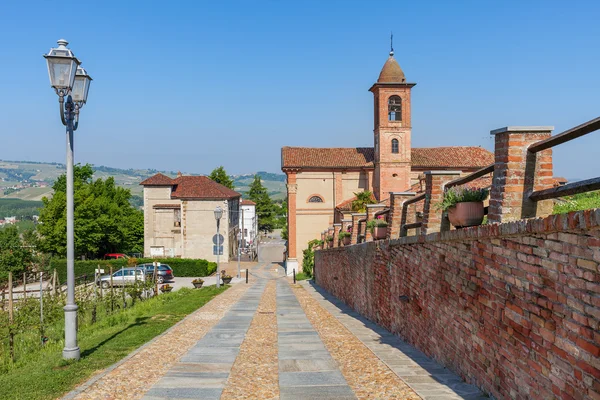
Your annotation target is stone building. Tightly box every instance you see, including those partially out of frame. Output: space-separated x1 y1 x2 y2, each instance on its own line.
239 199 257 248
140 173 241 262
281 51 495 271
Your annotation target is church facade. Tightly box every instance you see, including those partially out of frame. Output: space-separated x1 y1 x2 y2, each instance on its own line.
281 51 494 271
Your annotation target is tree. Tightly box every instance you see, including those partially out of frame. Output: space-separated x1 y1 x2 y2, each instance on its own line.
0 225 34 282
37 164 144 259
247 175 276 232
351 191 376 212
208 166 235 190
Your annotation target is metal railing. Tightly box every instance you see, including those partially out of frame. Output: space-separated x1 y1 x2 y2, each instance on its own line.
529 116 600 201
399 193 426 237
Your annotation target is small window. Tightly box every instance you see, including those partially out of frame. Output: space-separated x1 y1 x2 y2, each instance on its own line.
174 208 181 227
388 95 402 121
391 139 399 154
308 196 324 203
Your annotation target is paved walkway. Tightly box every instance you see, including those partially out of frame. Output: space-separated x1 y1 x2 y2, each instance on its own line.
68 263 486 399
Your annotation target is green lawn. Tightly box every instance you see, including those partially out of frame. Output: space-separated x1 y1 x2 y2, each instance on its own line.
295 272 311 281
0 286 227 400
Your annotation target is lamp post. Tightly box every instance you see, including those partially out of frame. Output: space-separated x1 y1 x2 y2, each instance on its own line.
214 207 223 288
43 39 92 360
237 231 242 278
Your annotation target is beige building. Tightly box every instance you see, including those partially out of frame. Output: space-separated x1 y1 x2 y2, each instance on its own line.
140 173 241 262
281 51 495 271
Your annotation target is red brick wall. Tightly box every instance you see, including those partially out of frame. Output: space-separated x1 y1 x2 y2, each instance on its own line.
315 209 600 400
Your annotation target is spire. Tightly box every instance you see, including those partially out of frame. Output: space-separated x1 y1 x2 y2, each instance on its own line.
390 31 394 56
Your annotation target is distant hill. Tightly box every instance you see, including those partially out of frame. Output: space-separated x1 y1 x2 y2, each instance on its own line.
0 160 287 202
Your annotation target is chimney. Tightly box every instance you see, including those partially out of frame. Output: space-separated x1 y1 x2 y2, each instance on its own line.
177 171 182 178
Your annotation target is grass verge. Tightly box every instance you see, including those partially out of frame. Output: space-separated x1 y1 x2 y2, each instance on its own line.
295 272 311 281
0 286 227 400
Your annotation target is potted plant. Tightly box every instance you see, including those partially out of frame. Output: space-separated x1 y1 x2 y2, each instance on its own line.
160 283 173 293
191 278 204 288
325 236 334 248
339 231 351 245
367 219 389 240
440 187 489 228
221 270 233 285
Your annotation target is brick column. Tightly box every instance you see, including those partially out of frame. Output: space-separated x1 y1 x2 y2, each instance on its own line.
350 213 366 244
421 171 461 235
332 223 341 248
388 192 416 239
366 204 386 241
334 172 343 206
488 126 554 223
285 171 299 273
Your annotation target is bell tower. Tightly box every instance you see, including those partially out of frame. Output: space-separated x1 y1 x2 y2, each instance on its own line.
370 48 416 201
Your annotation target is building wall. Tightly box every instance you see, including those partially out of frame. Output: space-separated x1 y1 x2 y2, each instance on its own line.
143 186 182 257
314 209 600 400
240 204 257 246
181 199 234 262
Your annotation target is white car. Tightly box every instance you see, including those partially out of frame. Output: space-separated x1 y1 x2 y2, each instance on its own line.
97 267 145 289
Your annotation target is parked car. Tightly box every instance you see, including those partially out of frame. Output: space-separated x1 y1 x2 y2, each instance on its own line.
97 267 145 289
104 253 129 260
136 263 174 284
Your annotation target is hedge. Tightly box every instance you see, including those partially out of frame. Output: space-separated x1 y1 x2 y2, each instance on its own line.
49 258 217 283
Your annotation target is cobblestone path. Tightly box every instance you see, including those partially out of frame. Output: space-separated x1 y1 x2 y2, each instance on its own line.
66 263 486 400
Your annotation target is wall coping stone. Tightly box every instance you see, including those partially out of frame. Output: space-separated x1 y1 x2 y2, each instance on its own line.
385 208 600 247
490 126 554 135
333 223 342 227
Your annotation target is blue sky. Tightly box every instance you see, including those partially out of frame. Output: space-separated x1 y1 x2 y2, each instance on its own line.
1 0 599 180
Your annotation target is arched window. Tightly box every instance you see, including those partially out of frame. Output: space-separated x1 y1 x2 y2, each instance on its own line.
391 139 399 154
308 195 324 203
388 95 402 121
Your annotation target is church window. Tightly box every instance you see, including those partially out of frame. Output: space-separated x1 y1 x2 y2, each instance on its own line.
391 139 399 154
388 96 402 121
308 195 324 203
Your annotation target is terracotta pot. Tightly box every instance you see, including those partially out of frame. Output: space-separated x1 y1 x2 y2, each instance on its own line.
327 241 333 248
343 236 351 246
448 202 484 228
373 227 388 240
192 282 203 288
222 277 232 285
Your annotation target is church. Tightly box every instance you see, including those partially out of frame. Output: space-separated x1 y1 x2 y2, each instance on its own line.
281 50 494 271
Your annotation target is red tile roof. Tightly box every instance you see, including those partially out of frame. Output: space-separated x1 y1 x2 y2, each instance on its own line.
281 146 493 169
141 173 240 200
241 199 256 206
140 173 173 186
171 176 240 199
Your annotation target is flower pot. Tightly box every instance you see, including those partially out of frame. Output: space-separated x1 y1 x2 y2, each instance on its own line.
372 227 388 240
192 282 204 288
160 287 172 293
343 236 351 246
447 201 484 228
327 241 333 248
222 277 232 285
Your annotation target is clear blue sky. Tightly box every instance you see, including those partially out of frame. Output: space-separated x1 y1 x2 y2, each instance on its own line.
1 0 599 180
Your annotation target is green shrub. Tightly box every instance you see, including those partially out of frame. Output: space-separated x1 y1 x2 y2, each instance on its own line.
366 219 388 233
553 190 600 214
338 231 351 239
325 235 333 242
50 258 217 283
438 187 489 212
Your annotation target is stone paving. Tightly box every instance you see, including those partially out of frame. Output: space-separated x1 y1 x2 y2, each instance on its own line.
300 281 488 400
67 262 488 399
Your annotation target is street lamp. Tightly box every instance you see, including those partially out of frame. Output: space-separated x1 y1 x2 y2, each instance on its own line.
44 39 92 360
237 231 242 278
214 206 223 288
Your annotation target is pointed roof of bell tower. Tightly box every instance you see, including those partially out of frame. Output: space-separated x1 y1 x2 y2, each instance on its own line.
377 50 406 83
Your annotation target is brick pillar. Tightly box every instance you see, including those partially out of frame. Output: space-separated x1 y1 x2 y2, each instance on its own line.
388 192 416 239
286 171 299 272
334 172 343 206
350 213 366 244
366 204 386 241
488 126 554 223
327 227 334 248
367 170 374 192
332 223 341 248
421 171 461 235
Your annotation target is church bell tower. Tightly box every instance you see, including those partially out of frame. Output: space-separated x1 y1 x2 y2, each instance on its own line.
370 48 416 201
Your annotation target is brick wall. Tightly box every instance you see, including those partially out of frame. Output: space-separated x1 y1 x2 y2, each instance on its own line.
315 209 600 400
